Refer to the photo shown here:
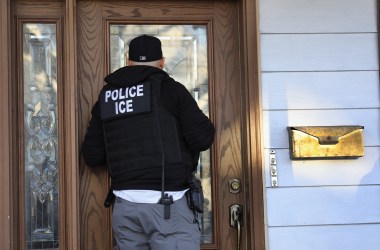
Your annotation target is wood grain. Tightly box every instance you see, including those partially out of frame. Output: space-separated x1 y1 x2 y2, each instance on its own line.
77 0 252 249
14 0 63 16
0 1 12 250
63 0 80 249
77 1 111 249
212 2 245 249
3 0 266 250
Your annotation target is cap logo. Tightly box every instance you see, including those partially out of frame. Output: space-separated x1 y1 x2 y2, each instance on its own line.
140 56 146 61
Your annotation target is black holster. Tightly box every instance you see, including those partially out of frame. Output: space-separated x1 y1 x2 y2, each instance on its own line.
186 176 204 213
104 188 116 208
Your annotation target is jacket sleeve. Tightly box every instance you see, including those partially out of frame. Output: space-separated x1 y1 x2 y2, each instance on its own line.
163 80 215 152
81 101 107 167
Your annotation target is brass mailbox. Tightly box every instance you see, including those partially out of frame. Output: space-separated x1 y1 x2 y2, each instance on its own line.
288 126 364 160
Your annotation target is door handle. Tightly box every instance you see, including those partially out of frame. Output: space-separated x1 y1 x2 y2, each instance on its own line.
230 204 243 250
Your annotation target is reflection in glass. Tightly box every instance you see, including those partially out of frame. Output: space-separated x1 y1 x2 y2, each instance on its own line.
23 23 59 249
110 24 213 243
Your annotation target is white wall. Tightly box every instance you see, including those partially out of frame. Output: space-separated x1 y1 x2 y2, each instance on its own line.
259 0 380 249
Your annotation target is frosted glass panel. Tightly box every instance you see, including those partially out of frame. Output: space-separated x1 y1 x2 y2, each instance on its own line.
109 24 213 243
23 23 59 249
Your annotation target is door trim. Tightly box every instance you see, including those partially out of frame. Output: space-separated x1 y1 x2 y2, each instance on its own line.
0 0 264 249
62 0 80 248
238 1 265 249
0 1 12 250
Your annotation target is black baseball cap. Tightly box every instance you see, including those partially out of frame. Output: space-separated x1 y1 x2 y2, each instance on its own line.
128 35 163 62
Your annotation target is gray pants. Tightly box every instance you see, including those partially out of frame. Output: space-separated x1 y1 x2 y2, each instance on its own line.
112 195 200 250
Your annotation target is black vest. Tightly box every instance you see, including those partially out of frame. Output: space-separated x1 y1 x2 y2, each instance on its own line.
100 74 193 191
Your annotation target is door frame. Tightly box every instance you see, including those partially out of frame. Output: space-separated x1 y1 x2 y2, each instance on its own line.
0 0 264 249
0 0 12 249
238 1 265 249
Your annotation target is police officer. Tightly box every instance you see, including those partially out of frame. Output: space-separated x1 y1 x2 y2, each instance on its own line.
81 35 214 250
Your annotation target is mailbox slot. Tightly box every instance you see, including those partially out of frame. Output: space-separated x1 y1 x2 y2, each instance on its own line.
288 126 364 160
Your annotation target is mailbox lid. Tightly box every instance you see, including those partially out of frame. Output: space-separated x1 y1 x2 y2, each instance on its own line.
288 126 364 160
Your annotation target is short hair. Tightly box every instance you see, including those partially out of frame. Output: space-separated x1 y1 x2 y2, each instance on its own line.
128 59 161 67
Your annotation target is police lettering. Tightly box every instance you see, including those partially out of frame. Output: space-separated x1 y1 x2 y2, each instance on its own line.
115 99 133 114
100 82 151 121
104 85 144 102
104 84 145 114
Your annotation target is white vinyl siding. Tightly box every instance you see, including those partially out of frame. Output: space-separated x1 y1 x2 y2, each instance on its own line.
263 109 380 148
261 34 378 71
259 0 380 249
268 224 380 250
262 71 380 110
260 0 377 33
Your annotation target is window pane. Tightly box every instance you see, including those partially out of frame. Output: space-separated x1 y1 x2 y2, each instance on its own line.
109 24 213 243
23 23 59 249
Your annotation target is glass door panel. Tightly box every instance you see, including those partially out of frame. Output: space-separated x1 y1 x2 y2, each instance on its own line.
22 22 60 249
109 24 213 243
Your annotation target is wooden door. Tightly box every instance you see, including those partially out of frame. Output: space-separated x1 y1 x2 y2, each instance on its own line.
5 0 263 249
77 1 253 249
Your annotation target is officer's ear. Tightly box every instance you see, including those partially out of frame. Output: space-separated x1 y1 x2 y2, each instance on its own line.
127 59 133 66
159 57 165 69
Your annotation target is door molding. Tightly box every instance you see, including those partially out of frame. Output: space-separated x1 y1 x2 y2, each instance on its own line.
0 0 12 250
0 0 264 249
238 0 265 249
62 0 80 249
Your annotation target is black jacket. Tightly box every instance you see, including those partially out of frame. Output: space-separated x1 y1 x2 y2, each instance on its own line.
81 65 214 190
